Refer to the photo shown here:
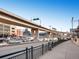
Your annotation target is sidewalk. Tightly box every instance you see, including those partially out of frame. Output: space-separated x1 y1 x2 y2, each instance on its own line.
39 40 79 59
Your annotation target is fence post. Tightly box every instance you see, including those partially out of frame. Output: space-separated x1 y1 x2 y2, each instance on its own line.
31 46 33 59
48 42 49 50
52 41 53 48
48 42 52 51
50 42 52 50
42 44 44 55
26 48 28 59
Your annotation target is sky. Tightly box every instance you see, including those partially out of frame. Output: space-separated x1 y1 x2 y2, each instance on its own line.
0 0 79 32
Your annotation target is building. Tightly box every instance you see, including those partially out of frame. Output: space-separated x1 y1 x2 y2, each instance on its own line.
0 22 10 37
70 26 79 37
70 25 79 40
0 22 23 38
23 29 31 36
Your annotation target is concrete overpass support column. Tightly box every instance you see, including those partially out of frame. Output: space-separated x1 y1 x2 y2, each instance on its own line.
31 28 39 40
50 33 53 38
52 33 54 38
34 29 39 40
31 28 35 39
53 33 55 38
47 32 51 40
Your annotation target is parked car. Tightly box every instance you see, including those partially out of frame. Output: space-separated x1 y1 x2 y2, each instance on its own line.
8 38 23 44
52 37 58 43
28 37 34 41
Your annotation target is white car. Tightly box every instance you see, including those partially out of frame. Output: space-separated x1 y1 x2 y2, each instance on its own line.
28 37 34 41
8 39 23 44
53 37 58 43
38 38 44 41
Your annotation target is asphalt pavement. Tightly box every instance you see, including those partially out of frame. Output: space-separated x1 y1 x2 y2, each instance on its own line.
0 41 47 56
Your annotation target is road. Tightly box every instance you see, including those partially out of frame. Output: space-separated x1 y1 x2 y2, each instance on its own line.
39 40 79 59
0 41 47 56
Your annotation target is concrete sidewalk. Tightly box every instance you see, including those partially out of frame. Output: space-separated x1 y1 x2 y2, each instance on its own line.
39 40 79 59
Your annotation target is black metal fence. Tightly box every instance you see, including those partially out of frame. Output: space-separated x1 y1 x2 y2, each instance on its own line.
0 40 68 59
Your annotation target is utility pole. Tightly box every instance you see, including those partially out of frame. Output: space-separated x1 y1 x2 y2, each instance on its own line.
71 17 74 30
78 19 79 26
71 17 74 38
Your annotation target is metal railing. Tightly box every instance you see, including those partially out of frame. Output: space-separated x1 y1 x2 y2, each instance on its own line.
0 39 68 59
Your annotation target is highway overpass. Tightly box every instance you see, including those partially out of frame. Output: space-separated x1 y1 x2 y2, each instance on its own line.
0 8 69 39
